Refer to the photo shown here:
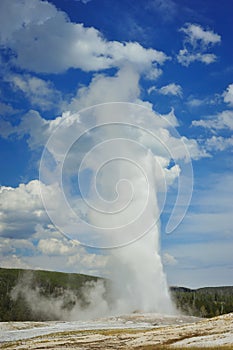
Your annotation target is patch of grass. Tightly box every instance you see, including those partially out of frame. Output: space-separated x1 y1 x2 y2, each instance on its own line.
0 340 26 349
36 326 155 339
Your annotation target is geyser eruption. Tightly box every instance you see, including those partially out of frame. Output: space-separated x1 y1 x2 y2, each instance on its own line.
110 231 173 314
108 151 174 314
40 102 192 318
84 133 174 314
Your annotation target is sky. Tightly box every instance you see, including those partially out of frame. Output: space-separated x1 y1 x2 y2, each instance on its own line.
0 0 233 289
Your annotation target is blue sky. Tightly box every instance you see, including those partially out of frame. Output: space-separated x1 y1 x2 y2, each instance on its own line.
0 0 233 288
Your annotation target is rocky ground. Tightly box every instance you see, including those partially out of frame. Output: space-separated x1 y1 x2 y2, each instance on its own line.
0 313 232 349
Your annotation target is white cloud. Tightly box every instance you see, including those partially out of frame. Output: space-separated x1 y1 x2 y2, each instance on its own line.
7 74 62 111
67 253 107 270
177 23 221 67
159 83 182 97
177 49 217 66
187 94 221 108
205 136 233 151
0 67 141 154
161 108 180 127
148 83 182 97
223 83 233 107
192 110 233 130
0 254 30 269
1 67 207 168
0 233 107 275
0 180 49 238
145 66 163 80
0 119 15 138
0 64 207 265
68 66 140 111
0 110 49 146
34 226 108 275
180 23 221 47
191 86 233 137
187 97 205 107
0 0 168 74
0 109 81 150
0 180 83 242
162 252 177 266
0 102 18 116
147 86 156 94
38 238 77 256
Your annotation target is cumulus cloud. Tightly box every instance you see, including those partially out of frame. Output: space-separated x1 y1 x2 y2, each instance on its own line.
0 180 83 241
38 238 77 256
223 83 233 107
180 23 221 47
177 50 217 66
0 109 82 150
159 83 182 97
177 23 221 67
0 177 106 274
148 83 182 97
191 86 233 145
0 60 208 252
187 94 221 108
1 67 197 160
0 186 107 274
192 110 233 130
0 0 168 74
1 1 226 290
0 181 49 238
6 74 62 111
0 67 141 151
68 66 140 111
37 236 107 273
0 254 30 269
0 110 46 146
0 238 34 255
1 67 207 167
205 136 233 152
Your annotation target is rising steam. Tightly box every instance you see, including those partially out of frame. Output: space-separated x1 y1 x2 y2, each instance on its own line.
37 101 193 319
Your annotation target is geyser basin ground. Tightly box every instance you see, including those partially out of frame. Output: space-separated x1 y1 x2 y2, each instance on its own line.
1 312 233 348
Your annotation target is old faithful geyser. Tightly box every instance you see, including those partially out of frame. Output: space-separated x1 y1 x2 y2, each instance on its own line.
107 150 174 314
87 144 173 314
78 104 176 314
40 102 187 316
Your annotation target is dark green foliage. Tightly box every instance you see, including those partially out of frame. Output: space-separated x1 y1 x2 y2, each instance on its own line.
0 268 232 321
170 286 233 317
0 267 101 321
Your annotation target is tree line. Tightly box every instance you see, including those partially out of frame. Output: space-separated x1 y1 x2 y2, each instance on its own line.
170 286 233 317
0 268 232 321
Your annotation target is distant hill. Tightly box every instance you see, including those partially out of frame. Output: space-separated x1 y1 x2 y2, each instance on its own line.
0 267 232 321
170 285 233 317
0 267 103 321
171 286 233 294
